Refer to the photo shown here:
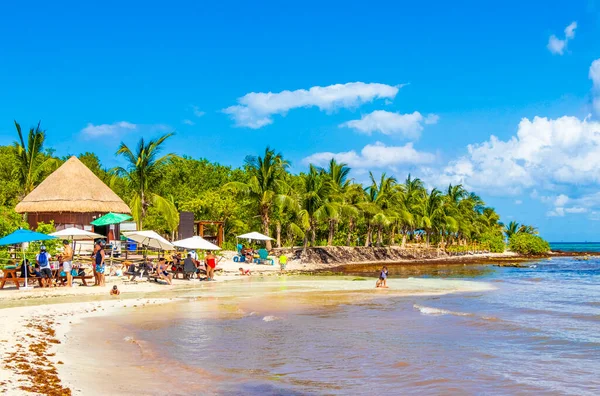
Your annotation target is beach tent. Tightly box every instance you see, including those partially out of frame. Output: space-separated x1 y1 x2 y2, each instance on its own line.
173 236 221 251
237 232 274 241
91 212 132 226
0 229 57 289
122 230 174 251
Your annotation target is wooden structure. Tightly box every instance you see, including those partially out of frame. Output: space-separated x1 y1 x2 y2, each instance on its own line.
195 220 224 247
15 156 131 237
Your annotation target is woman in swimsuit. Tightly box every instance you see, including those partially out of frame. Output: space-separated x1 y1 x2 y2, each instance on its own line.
95 241 106 287
206 251 217 281
158 258 173 285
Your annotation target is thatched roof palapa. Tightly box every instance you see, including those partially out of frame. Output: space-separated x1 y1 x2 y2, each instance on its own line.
15 156 131 214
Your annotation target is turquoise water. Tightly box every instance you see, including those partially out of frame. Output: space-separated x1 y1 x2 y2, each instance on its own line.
550 242 600 252
72 257 600 395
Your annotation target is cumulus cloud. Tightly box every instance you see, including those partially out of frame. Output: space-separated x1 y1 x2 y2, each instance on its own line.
182 119 195 126
436 115 600 195
80 121 137 139
340 110 439 139
223 82 401 128
303 141 435 169
547 21 577 55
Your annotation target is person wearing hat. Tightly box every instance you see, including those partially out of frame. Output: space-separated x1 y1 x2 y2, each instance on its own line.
36 245 52 287
62 240 74 287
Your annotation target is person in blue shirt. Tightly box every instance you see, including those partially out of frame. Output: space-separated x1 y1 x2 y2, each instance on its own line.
36 245 53 287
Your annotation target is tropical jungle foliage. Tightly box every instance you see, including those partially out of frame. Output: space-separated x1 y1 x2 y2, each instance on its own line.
0 122 549 253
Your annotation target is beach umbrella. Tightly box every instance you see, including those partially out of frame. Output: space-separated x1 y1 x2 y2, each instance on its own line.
173 236 221 251
236 232 274 241
91 212 133 226
0 229 57 289
50 227 104 241
122 230 174 251
50 227 104 256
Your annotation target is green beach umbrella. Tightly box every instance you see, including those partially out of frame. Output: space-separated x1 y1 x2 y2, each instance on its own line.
91 212 132 226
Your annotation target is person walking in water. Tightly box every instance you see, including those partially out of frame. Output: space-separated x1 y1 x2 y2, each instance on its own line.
376 266 388 288
94 241 106 286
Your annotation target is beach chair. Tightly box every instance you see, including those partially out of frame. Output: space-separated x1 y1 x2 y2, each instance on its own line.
254 248 274 265
233 243 246 263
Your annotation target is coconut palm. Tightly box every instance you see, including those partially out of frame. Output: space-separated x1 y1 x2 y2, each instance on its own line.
224 147 291 249
299 165 337 247
113 133 178 230
360 172 397 246
323 159 356 245
12 121 58 197
417 188 446 246
504 221 520 240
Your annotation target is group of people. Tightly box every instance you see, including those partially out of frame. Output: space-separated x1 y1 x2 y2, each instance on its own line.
182 250 218 281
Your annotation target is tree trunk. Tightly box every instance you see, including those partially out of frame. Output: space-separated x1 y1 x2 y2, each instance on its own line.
327 220 335 246
347 218 354 246
311 220 316 247
365 223 373 247
426 232 430 247
390 225 397 246
276 222 282 248
262 209 272 250
401 232 407 248
377 225 383 246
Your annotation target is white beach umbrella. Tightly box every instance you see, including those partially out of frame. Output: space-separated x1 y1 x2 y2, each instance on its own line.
237 232 274 241
173 236 221 251
50 227 104 240
122 230 174 250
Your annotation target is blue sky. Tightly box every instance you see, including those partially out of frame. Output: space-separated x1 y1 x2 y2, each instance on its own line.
1 0 600 241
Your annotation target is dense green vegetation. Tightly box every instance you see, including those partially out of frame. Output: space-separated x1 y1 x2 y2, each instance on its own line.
508 233 551 255
0 123 549 252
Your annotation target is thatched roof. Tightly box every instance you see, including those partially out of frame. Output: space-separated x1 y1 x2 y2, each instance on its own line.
15 156 131 214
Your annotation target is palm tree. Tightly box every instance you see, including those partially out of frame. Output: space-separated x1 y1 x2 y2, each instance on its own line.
12 121 58 197
361 172 397 246
504 221 520 240
323 159 354 246
224 147 291 249
299 165 336 247
417 188 445 246
113 133 178 230
518 224 538 235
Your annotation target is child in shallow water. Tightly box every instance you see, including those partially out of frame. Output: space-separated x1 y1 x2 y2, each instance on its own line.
110 285 120 295
376 266 388 288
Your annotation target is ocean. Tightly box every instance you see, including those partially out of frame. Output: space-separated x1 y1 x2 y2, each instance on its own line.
64 247 600 395
550 241 600 252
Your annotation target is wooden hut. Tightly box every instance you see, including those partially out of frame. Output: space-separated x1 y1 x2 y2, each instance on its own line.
15 156 131 238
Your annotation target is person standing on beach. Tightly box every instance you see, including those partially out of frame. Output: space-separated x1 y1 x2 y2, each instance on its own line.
36 246 52 287
62 240 74 287
94 241 106 286
205 251 216 281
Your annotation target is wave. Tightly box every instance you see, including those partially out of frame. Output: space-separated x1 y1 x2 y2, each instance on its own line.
413 304 473 317
262 315 281 322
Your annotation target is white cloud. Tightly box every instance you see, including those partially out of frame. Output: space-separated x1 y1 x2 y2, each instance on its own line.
547 21 577 55
436 115 600 196
515 200 523 205
547 35 567 55
564 21 577 39
565 206 587 213
340 110 438 139
303 141 435 169
223 82 401 128
191 105 205 117
182 119 195 126
554 194 569 207
80 121 137 139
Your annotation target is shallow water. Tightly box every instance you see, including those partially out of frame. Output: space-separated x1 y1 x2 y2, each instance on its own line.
65 258 600 395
